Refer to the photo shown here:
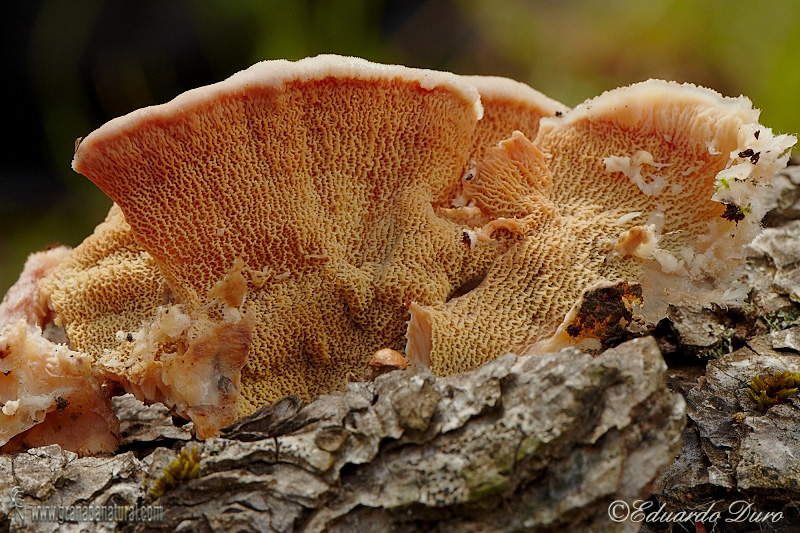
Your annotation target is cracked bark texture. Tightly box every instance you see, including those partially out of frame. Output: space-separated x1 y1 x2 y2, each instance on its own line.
643 162 800 533
646 343 800 533
0 336 683 533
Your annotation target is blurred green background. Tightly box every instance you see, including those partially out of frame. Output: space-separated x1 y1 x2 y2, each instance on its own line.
2 0 798 297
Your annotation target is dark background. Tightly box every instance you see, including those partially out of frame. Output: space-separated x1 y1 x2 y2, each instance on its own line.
2 0 798 295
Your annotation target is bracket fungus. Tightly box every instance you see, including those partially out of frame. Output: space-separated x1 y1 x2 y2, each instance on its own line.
0 55 795 453
408 80 796 372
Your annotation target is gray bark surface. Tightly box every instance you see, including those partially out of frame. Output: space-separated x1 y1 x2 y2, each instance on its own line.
1 337 683 533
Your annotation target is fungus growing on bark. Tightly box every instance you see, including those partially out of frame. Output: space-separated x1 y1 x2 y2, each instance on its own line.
0 56 794 453
14 55 564 446
0 249 119 454
61 55 499 434
407 80 795 373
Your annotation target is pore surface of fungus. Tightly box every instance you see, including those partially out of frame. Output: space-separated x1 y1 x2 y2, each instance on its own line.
408 80 795 373
1 56 795 450
37 55 566 439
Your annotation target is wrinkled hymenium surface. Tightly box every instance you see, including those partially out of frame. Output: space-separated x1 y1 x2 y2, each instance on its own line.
0 55 794 453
